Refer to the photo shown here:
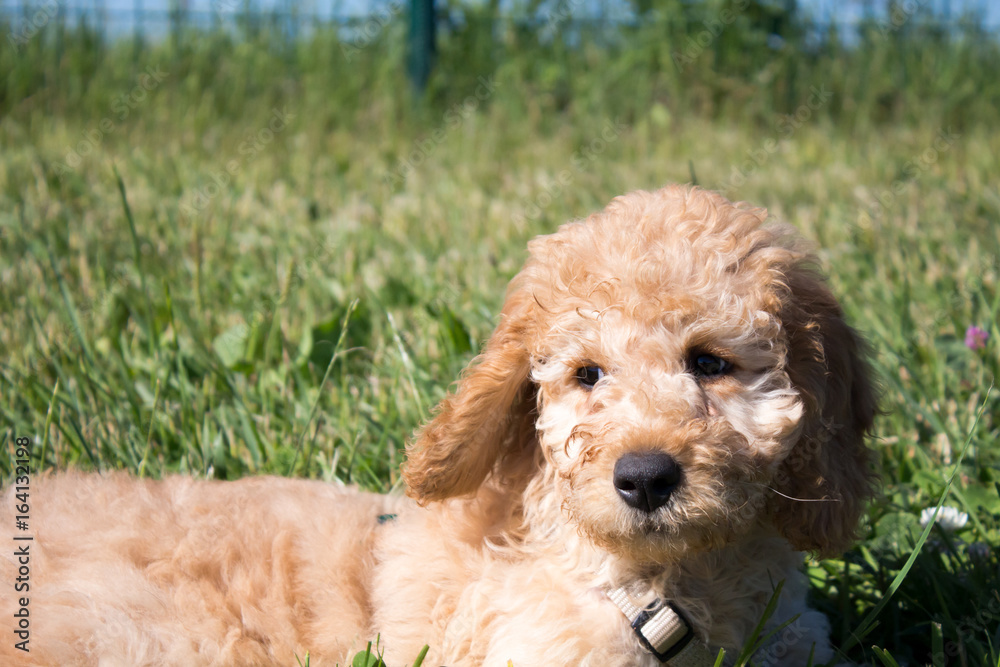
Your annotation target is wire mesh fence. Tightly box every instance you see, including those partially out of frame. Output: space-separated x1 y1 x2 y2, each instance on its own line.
3 0 999 127
2 0 997 43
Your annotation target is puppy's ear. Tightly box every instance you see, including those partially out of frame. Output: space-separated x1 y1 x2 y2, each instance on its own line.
403 290 536 504
771 260 878 557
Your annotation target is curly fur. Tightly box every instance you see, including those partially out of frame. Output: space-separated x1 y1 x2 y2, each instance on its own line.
1 185 876 666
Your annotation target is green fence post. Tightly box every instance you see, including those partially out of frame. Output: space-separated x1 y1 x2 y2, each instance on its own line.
408 0 435 93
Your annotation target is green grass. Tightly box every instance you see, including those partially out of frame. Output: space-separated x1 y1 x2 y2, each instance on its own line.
1 6 1000 665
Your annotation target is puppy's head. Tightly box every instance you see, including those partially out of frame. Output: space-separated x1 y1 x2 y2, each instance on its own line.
404 185 876 562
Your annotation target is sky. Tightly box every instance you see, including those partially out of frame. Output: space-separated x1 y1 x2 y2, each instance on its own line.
1 0 997 37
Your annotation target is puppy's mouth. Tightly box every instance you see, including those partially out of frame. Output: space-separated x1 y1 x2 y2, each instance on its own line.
635 505 676 534
600 509 699 564
638 520 665 538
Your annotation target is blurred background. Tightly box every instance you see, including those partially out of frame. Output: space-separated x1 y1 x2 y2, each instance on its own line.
2 1 999 665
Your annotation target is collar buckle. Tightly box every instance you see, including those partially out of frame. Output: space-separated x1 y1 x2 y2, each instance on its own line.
630 600 695 663
607 584 715 665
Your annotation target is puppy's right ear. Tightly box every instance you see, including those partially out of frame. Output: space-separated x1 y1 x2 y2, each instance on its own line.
403 289 536 504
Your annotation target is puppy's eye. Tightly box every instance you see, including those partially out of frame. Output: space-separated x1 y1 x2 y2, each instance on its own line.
575 366 605 388
690 353 731 378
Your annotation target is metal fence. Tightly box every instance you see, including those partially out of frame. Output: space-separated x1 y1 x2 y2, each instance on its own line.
3 0 997 92
2 0 997 40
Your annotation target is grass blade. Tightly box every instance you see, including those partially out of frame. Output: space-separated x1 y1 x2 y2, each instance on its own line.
288 299 358 476
410 645 429 667
113 166 159 355
841 386 994 654
39 379 60 468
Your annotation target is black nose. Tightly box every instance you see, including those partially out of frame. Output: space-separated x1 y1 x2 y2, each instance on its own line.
613 451 681 513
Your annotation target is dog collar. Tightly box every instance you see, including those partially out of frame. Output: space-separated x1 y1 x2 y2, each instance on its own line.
606 583 717 666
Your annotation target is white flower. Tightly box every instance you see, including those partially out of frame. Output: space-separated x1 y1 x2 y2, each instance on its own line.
920 506 968 531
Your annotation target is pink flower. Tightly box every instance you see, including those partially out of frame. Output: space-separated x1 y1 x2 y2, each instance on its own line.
965 325 989 351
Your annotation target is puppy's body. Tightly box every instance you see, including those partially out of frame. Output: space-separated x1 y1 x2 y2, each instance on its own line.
374 487 830 666
2 186 874 666
3 475 824 666
1 473 400 666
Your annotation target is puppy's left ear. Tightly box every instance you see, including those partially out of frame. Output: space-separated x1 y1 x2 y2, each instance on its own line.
403 289 536 504
771 259 878 557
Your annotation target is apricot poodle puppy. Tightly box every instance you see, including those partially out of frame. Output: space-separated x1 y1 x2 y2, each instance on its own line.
1 185 875 666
